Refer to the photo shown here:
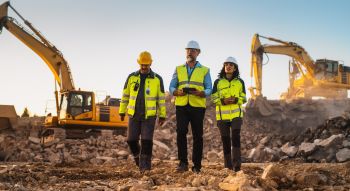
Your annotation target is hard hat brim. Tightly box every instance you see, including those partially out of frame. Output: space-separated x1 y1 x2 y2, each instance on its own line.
137 59 152 65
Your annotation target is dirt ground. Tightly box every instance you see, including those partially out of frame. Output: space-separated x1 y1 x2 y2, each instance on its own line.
1 160 350 191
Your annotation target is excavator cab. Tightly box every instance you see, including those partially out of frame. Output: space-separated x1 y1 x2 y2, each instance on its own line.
59 91 94 121
314 59 339 80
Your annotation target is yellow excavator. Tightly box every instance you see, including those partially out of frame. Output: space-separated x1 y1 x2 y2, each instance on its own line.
249 34 350 115
0 2 127 138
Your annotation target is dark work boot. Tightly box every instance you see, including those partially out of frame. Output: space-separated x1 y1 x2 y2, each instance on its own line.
140 140 153 172
139 154 146 172
221 136 232 169
127 140 140 166
145 155 152 170
134 156 139 167
224 154 233 170
139 154 151 172
176 161 189 172
232 147 241 172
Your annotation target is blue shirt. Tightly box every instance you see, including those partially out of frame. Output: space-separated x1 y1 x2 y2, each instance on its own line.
169 61 212 96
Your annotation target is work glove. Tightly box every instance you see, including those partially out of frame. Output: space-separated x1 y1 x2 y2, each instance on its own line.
173 89 186 96
190 90 205 98
221 97 238 105
232 97 238 104
120 115 125 121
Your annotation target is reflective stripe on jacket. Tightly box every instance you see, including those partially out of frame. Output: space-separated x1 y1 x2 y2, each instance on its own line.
212 77 246 121
175 64 209 108
119 70 166 119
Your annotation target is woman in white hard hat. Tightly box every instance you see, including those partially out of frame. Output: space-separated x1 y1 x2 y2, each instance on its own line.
211 56 247 172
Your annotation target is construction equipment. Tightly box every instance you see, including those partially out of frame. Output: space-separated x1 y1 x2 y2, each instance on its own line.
249 34 350 115
0 105 17 131
250 33 350 99
0 2 127 138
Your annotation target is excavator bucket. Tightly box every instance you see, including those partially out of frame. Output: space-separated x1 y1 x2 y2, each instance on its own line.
0 105 18 130
246 96 275 116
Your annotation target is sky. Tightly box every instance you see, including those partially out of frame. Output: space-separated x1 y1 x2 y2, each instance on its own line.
0 0 349 116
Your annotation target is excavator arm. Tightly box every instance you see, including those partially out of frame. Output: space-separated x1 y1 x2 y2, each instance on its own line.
0 1 75 92
250 33 315 98
1 2 128 138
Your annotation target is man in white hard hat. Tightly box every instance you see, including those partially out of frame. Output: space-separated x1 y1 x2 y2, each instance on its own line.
169 40 212 173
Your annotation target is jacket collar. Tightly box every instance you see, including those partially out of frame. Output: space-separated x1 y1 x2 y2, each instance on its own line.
221 76 238 82
133 69 155 78
182 61 202 68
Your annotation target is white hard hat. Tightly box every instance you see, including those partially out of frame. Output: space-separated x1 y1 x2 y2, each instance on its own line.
224 56 237 64
185 40 200 50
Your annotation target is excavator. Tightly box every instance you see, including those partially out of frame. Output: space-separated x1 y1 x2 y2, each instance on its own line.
248 33 350 116
0 2 127 139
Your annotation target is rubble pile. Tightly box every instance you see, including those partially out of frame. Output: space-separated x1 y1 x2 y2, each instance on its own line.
243 99 350 163
1 97 350 165
1 97 350 190
1 126 131 165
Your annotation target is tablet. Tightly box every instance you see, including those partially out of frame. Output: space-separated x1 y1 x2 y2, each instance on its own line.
182 87 196 94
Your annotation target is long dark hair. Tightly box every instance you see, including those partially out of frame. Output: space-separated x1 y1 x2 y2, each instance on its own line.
218 63 240 79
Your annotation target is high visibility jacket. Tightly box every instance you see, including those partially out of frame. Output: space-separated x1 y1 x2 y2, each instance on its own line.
212 77 246 121
175 64 209 108
119 70 166 119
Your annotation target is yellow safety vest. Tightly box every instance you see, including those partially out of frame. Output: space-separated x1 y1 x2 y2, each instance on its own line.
175 64 209 108
119 71 166 119
212 78 246 121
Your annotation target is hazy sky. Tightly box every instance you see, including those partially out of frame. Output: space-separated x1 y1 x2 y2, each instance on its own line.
1 0 349 115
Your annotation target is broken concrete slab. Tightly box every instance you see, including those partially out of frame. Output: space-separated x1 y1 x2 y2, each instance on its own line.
336 148 350 162
281 142 298 157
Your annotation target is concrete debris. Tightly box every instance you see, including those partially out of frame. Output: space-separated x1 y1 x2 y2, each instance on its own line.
317 134 344 148
219 171 257 191
261 164 285 180
153 139 170 151
207 150 220 163
336 148 350 162
2 98 349 165
281 142 298 157
244 99 350 163
298 142 316 156
28 136 41 144
294 172 328 186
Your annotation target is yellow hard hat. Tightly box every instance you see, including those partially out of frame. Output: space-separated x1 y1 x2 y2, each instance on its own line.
137 51 153 65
